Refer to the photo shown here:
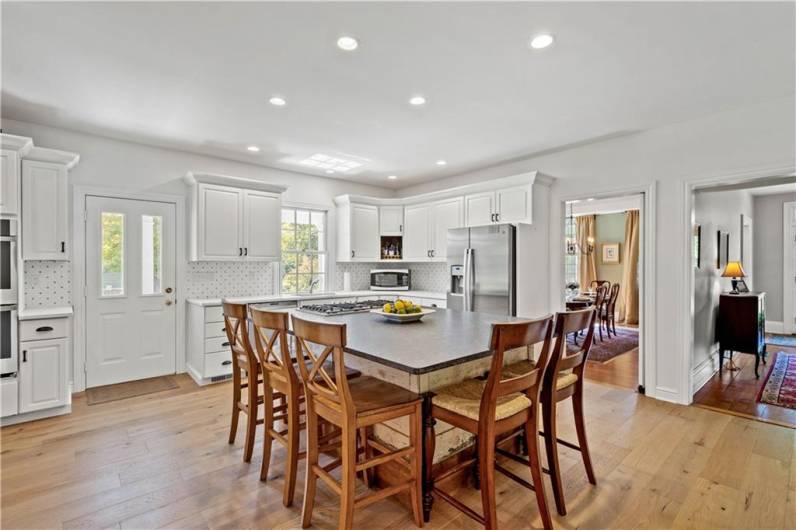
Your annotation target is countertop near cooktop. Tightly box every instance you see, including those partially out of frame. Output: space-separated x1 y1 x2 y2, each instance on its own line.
186 290 446 307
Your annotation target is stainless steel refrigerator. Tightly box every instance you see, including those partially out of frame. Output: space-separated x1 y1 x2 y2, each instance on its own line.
446 224 516 316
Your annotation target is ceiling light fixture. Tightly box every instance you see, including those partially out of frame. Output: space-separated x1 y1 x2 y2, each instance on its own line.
300 153 365 172
246 146 260 152
436 160 447 166
337 35 359 51
326 169 335 174
530 34 554 50
409 95 427 106
586 197 595 202
269 96 287 106
387 175 398 180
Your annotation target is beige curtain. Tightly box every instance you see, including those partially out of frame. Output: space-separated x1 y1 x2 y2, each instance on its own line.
619 210 640 324
576 215 597 290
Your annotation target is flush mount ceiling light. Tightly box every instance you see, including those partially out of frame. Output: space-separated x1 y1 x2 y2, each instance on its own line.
246 145 260 152
409 95 427 106
529 34 554 49
269 96 287 106
436 160 447 166
336 35 359 51
300 153 364 173
387 175 398 180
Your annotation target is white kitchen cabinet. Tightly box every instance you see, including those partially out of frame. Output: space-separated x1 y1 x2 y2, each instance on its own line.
0 149 20 216
379 206 404 236
337 201 379 261
430 197 464 261
465 186 530 226
22 160 69 260
464 191 495 227
19 337 69 413
187 174 285 262
243 190 281 260
403 203 431 261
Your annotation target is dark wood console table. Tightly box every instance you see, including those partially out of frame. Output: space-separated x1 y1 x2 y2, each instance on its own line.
718 292 767 377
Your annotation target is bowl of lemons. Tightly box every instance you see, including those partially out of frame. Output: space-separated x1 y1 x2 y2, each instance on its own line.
370 299 435 323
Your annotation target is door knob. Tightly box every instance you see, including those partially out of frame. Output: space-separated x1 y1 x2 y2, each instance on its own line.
165 287 173 293
165 300 173 306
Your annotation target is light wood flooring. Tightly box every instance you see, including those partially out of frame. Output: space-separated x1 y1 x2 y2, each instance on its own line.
2 374 795 529
694 343 796 428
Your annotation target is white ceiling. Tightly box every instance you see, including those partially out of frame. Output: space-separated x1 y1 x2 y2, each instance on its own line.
2 2 794 188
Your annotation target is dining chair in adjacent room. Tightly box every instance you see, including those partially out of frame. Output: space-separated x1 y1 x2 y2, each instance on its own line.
589 280 610 292
426 316 555 530
291 315 424 530
222 301 264 463
250 307 361 507
601 283 621 337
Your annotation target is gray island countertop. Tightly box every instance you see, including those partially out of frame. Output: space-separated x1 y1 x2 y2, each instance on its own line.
288 307 524 374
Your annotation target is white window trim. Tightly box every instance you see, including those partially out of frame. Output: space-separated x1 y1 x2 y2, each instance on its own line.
279 202 332 295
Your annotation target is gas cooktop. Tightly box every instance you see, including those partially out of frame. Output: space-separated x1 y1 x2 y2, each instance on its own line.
298 300 393 316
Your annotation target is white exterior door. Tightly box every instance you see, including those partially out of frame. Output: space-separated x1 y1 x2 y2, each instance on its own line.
199 184 243 259
85 196 177 387
465 192 495 227
350 204 379 260
243 190 280 260
431 197 464 261
403 203 431 261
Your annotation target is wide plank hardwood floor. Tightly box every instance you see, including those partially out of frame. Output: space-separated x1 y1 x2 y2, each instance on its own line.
2 373 795 529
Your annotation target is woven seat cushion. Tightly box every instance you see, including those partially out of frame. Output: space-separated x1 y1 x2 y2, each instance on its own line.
432 379 531 421
502 360 579 390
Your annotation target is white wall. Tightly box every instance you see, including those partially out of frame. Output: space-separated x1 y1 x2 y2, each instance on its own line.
692 189 753 373
754 191 796 323
397 95 796 403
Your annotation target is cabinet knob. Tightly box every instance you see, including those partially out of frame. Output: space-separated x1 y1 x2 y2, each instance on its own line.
165 300 173 306
165 287 173 294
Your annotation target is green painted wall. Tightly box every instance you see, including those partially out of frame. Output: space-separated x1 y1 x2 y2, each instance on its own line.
595 212 625 286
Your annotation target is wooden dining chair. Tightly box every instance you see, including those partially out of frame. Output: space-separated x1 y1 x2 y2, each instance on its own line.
573 284 607 345
589 280 610 292
528 308 598 516
601 283 621 338
291 315 424 530
223 302 264 463
426 316 555 530
250 307 362 507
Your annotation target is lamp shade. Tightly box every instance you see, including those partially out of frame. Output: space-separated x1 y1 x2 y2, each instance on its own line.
721 261 747 278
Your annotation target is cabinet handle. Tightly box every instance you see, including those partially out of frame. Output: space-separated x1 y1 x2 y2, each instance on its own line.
35 326 54 332
61 241 65 253
399 224 403 232
244 247 248 256
490 214 495 222
22 350 27 363
222 341 230 347
351 250 355 258
495 213 500 222
238 248 243 256
431 250 435 257
222 360 232 366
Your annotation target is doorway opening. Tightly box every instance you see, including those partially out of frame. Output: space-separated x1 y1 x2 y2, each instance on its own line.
689 176 796 427
562 193 644 391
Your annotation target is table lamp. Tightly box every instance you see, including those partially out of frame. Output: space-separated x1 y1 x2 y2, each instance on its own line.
721 261 746 294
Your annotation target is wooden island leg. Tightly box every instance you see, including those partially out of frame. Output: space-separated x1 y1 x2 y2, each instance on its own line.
422 393 436 523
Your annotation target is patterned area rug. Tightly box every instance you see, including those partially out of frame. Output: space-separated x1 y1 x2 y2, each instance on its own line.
570 327 639 363
757 352 796 410
766 334 796 348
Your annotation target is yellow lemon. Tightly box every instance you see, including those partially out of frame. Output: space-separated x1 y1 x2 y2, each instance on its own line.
382 303 392 313
394 300 405 311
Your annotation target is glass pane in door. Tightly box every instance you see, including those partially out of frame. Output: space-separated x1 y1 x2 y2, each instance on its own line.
101 212 124 297
142 215 163 295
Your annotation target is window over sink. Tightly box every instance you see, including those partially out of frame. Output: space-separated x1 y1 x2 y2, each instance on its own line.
281 207 327 294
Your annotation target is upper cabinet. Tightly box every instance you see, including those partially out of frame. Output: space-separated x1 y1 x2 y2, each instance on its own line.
337 201 379 261
403 197 464 262
430 197 464 261
0 135 33 217
186 172 286 262
379 205 403 236
465 185 530 226
21 147 80 261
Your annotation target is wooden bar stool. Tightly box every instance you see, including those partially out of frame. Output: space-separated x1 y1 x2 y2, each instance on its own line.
223 302 264 463
425 316 555 530
506 308 597 516
291 315 424 530
250 307 361 507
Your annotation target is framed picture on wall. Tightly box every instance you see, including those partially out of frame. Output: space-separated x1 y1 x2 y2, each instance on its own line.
602 243 620 263
716 230 730 269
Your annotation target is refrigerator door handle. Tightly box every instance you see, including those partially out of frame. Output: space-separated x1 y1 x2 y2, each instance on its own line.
463 248 474 311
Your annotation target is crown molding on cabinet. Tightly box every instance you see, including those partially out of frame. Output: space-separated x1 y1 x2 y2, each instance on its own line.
24 146 80 170
184 171 289 194
0 134 34 156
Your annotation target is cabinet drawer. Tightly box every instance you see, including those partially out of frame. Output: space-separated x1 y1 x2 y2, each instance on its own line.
205 306 224 323
19 318 68 341
204 350 233 379
204 322 227 339
205 336 230 354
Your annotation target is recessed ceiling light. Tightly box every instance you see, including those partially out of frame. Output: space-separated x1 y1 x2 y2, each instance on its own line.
436 160 447 166
409 95 427 106
586 197 595 202
387 175 398 180
530 34 554 50
269 96 286 106
246 145 260 152
326 169 335 174
337 35 359 51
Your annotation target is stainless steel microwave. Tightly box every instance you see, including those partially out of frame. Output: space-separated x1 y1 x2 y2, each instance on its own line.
370 269 410 291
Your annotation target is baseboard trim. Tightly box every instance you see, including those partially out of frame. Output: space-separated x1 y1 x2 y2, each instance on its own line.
692 352 719 395
766 321 785 334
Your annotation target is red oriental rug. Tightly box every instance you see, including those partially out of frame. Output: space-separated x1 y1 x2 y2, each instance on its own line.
757 352 796 410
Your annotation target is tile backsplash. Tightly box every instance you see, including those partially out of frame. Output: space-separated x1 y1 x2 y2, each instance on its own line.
335 262 449 292
24 261 73 308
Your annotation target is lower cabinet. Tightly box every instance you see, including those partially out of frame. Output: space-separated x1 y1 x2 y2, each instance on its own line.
19 337 68 413
187 303 234 385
